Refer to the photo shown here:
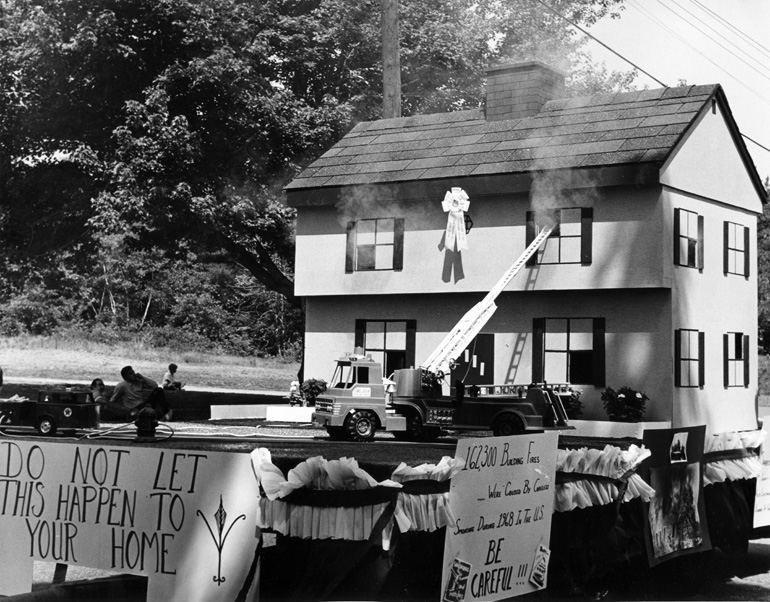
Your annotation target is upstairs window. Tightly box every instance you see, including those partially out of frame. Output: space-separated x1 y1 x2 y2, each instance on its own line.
675 329 705 388
526 208 592 266
724 222 750 277
532 317 605 386
674 209 704 270
723 332 749 388
355 319 416 377
346 218 404 272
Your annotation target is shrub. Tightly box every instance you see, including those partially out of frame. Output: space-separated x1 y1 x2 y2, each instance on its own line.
563 389 583 419
300 378 328 406
601 386 648 422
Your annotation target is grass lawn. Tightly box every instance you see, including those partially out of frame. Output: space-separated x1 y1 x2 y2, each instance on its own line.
0 336 301 392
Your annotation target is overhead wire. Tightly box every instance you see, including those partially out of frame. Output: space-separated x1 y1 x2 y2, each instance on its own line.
534 0 770 160
689 0 770 61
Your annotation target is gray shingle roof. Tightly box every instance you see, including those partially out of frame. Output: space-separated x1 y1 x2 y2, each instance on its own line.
286 84 720 191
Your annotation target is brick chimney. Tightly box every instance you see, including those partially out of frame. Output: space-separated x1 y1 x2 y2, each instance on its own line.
485 61 565 121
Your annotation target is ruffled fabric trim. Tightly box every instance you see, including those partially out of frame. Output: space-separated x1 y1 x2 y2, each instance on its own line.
703 429 765 486
554 444 654 512
250 450 460 542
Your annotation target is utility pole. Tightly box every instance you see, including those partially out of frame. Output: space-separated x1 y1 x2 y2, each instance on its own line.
381 0 401 119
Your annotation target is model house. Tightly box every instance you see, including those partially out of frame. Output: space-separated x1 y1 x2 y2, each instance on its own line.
285 61 766 432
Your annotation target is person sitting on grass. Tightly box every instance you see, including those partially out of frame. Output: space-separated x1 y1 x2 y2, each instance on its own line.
162 363 184 390
110 365 170 420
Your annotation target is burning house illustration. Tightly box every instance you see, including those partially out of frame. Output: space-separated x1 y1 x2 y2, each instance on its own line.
286 61 765 432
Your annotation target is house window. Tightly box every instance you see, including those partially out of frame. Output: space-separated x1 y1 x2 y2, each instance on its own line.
724 332 749 388
526 208 593 265
346 218 404 272
675 329 705 388
724 222 750 277
674 208 704 269
532 318 605 386
355 319 415 377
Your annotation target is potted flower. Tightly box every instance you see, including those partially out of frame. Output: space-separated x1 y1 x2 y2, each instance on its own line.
601 386 648 422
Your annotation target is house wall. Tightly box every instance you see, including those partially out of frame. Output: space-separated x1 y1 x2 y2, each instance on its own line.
303 288 673 421
663 189 759 434
294 184 669 297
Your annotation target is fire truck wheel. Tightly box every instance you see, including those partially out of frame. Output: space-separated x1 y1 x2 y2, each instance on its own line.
37 416 57 436
492 414 524 437
326 426 348 441
403 412 440 442
345 410 378 442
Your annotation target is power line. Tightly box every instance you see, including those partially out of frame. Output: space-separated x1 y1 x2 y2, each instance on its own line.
689 0 770 61
531 0 666 86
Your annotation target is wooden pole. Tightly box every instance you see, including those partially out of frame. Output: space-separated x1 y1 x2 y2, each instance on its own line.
381 0 401 119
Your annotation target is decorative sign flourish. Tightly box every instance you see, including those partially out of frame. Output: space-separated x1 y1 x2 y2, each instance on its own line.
0 441 259 601
441 433 558 601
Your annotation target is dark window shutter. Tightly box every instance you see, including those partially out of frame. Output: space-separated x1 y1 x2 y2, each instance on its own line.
673 209 681 266
345 221 356 273
723 333 729 387
697 215 705 270
406 320 417 369
354 320 365 351
526 212 537 266
581 207 593 265
698 331 705 387
674 329 682 387
744 226 750 277
592 317 606 387
532 318 544 382
744 335 750 387
393 218 405 270
723 221 729 275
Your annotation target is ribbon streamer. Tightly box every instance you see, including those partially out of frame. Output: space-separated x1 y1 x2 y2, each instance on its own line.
442 187 470 251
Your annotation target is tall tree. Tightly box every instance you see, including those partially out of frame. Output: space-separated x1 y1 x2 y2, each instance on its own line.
0 0 630 310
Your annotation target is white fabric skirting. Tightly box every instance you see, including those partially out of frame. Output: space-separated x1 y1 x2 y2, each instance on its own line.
703 429 765 486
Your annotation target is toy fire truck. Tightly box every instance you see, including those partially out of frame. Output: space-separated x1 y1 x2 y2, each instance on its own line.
313 225 575 442
0 388 100 435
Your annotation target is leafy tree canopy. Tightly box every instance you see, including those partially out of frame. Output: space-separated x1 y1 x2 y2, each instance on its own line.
0 0 631 313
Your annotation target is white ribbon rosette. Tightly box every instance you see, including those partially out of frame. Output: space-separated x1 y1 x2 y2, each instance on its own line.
442 187 470 251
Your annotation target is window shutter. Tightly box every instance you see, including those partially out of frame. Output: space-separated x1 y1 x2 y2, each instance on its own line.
697 215 705 270
673 209 681 266
526 212 537 266
723 333 729 387
723 221 729 275
393 218 405 270
744 226 750 278
406 320 417 369
592 317 606 387
532 318 544 382
345 221 356 273
743 334 750 387
674 329 682 387
581 207 593 265
698 331 705 387
354 320 365 350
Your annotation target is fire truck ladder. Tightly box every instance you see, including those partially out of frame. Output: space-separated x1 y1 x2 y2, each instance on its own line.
421 225 554 378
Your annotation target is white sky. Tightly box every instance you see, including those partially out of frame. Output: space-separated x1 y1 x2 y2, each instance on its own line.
585 0 770 184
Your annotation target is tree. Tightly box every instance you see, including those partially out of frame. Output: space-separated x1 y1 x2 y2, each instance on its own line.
0 0 631 316
758 177 770 352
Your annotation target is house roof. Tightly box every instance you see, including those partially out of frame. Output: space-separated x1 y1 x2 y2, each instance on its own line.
286 83 766 202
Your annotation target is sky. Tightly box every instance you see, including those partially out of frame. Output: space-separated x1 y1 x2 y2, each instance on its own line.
583 0 770 184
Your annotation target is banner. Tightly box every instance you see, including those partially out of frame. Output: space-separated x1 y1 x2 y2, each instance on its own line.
441 432 558 601
0 440 259 600
641 426 711 567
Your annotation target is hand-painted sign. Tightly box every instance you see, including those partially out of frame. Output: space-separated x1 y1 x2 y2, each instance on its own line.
441 432 558 601
0 440 259 600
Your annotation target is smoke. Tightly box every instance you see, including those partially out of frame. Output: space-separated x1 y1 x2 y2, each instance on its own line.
529 167 599 227
334 183 436 229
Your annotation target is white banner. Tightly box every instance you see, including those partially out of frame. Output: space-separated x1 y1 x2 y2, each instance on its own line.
0 440 259 600
754 421 770 528
441 433 558 601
